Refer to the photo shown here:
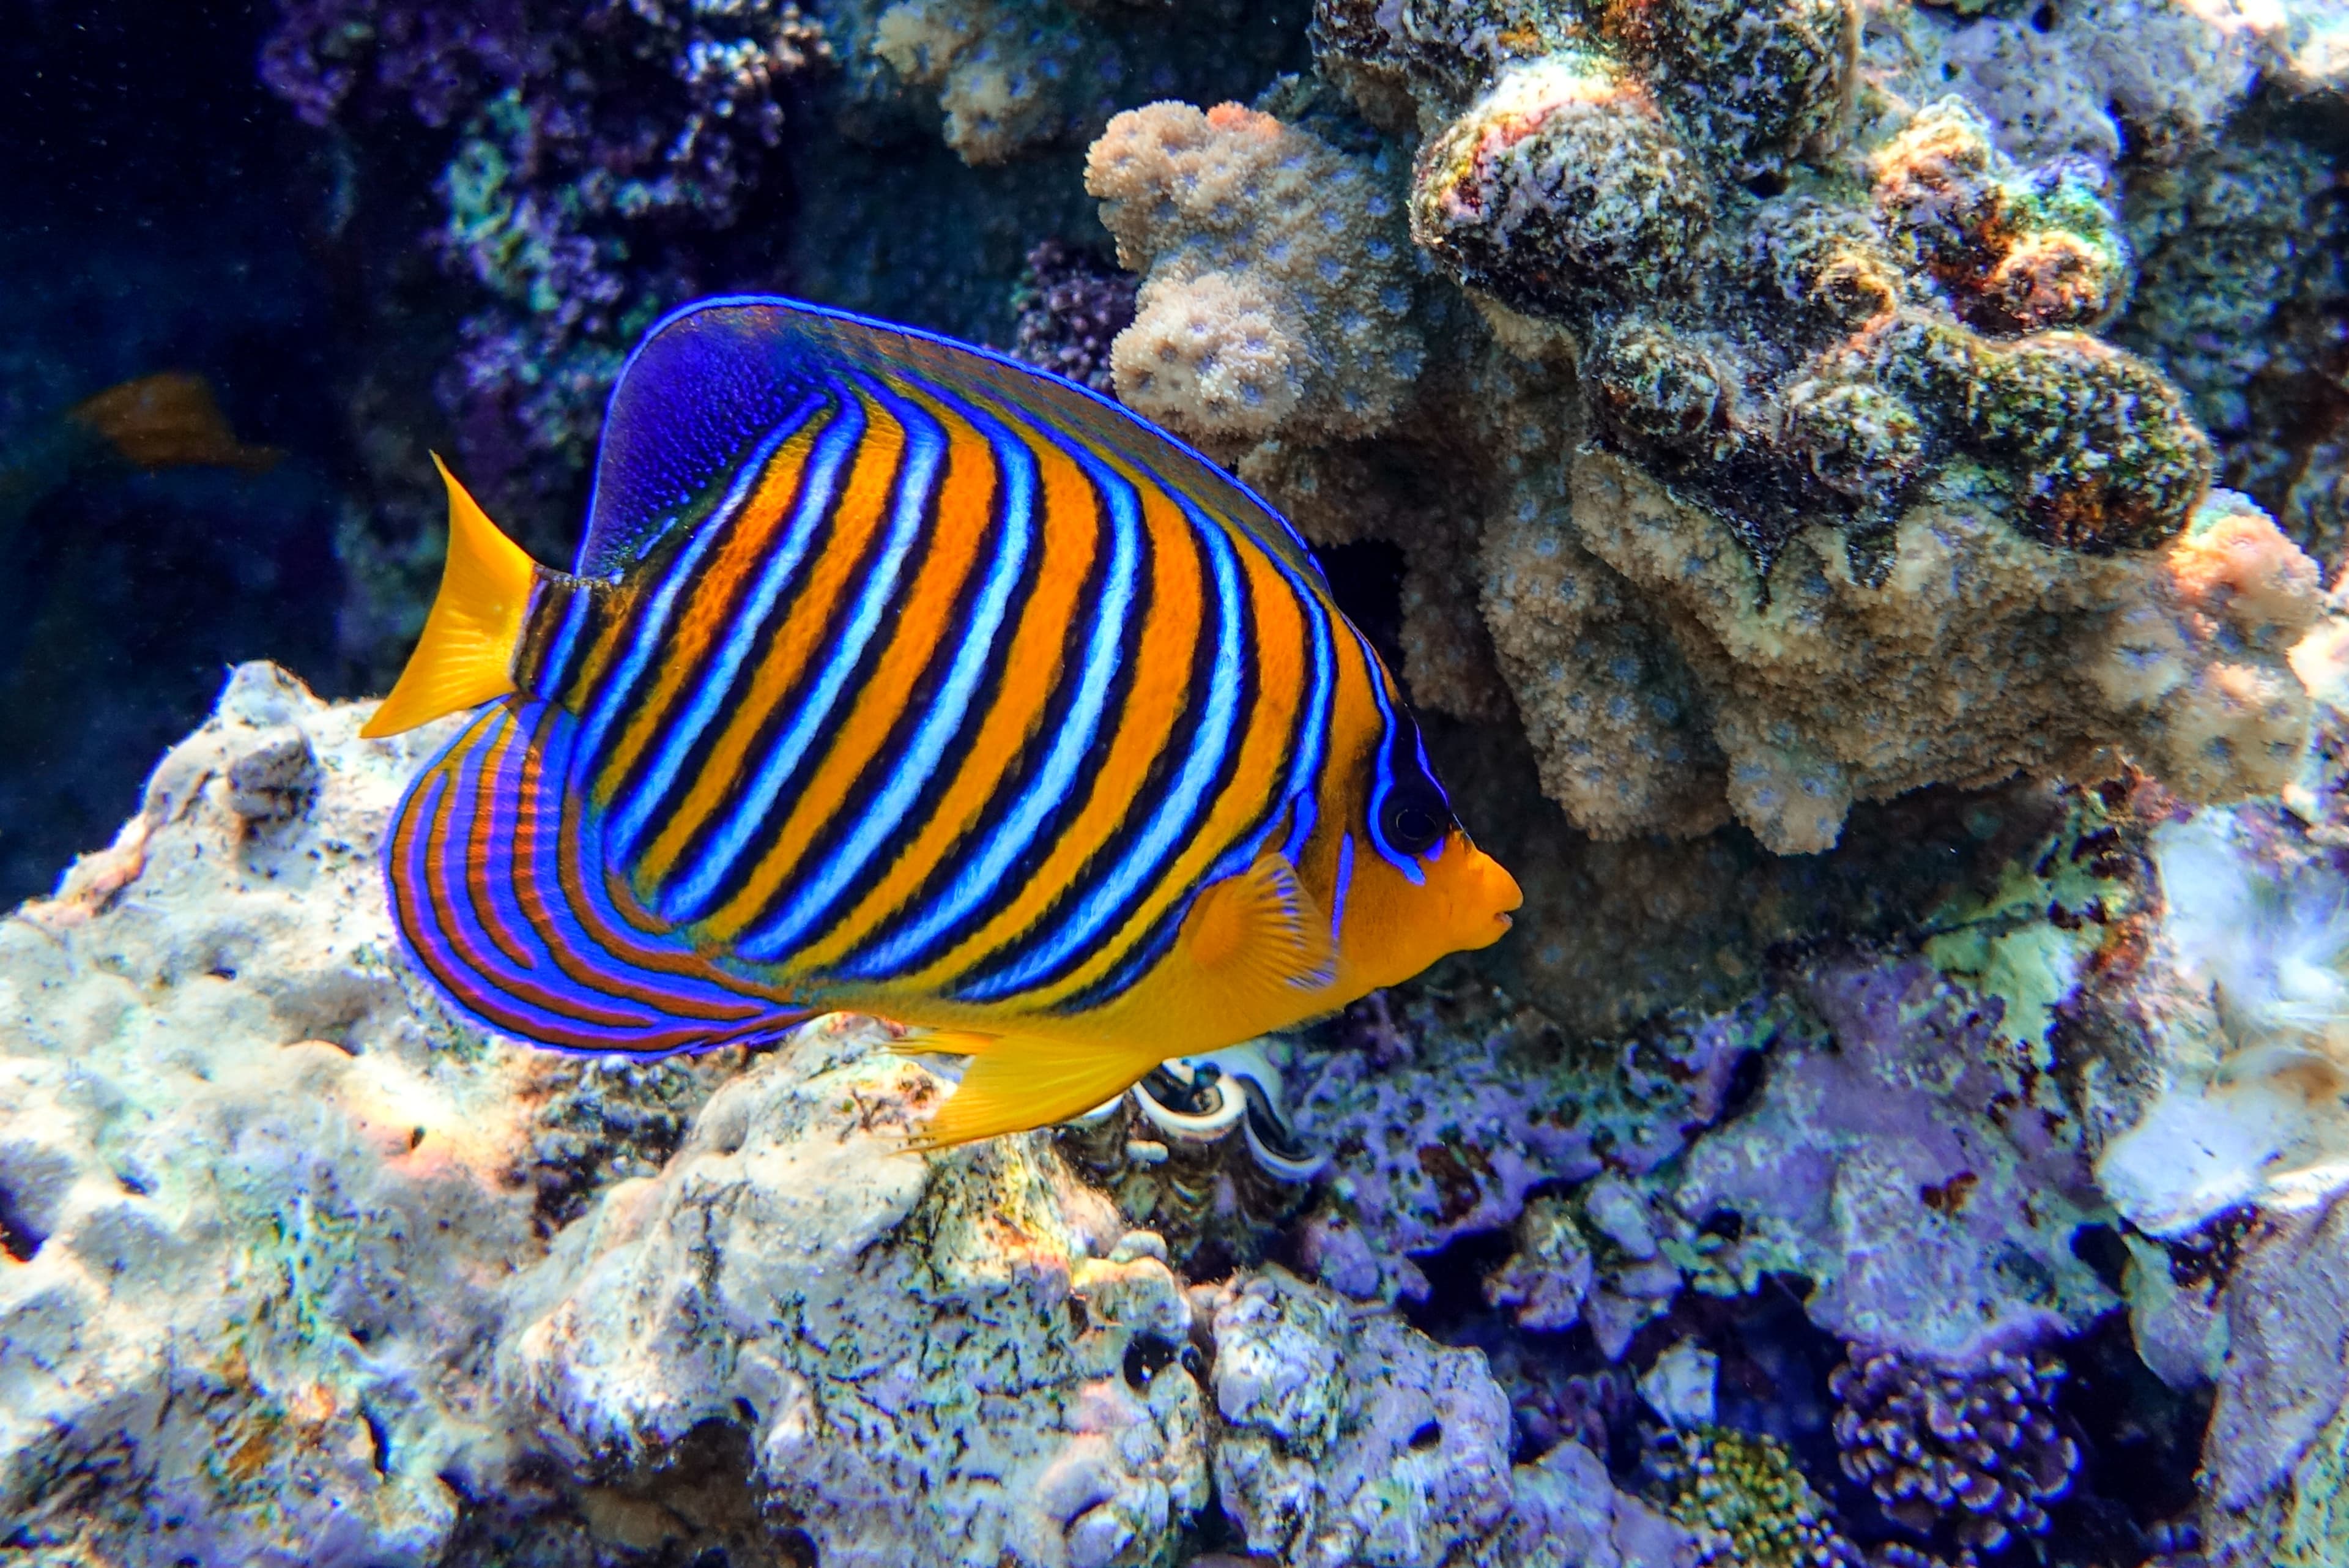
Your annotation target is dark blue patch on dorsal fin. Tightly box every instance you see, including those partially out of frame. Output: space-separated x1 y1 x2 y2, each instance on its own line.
579 294 1330 585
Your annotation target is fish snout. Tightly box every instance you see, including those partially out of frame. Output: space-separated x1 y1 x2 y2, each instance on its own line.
1452 834 1522 947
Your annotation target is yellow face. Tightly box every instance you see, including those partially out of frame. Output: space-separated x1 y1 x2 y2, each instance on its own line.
1328 707 1523 993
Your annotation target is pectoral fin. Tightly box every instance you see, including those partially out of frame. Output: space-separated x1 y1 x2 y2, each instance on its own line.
910 1035 1160 1148
1182 850 1337 997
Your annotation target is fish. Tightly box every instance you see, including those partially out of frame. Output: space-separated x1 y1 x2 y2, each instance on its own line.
67 371 284 475
362 295 1521 1145
1 371 282 549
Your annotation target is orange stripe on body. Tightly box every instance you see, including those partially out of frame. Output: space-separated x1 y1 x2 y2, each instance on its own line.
630 390 909 889
703 382 997 945
593 417 827 795
994 518 1312 1011
891 474 1207 996
790 399 1103 967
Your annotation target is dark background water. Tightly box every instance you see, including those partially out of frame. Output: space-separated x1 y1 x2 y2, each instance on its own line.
2 1 346 900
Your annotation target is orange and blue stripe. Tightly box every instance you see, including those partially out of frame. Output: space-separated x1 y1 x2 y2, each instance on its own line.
385 297 1447 1055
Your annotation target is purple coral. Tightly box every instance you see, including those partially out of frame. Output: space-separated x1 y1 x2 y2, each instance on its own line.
261 0 538 128
1009 240 1138 396
1288 987 1765 1303
263 0 829 489
1674 951 2116 1368
1830 1347 2079 1561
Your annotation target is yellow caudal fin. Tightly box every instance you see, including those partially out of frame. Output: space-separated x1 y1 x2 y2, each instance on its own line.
1182 850 1337 998
911 1035 1161 1148
361 456 538 739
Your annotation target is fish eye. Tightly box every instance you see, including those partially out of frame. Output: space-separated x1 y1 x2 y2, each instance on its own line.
1382 783 1447 856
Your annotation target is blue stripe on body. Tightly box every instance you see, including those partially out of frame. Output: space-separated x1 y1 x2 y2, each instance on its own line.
540 580 595 697
735 381 1037 962
577 392 828 768
1350 621 1424 885
951 497 1249 1004
834 410 1145 982
604 398 866 863
658 376 947 924
1329 831 1356 946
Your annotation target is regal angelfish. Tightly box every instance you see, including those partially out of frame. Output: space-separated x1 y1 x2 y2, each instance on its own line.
363 297 1521 1143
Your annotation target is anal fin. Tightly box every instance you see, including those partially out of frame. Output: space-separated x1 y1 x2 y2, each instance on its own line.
910 1035 1160 1148
883 1027 1000 1058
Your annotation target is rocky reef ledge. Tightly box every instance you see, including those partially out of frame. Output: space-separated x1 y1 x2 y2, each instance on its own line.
0 663 1679 1567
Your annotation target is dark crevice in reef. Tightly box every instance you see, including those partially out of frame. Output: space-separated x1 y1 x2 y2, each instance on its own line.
437 1421 814 1568
0 1186 46 1263
1312 537 1411 685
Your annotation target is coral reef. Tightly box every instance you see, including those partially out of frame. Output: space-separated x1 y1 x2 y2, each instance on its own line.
1286 983 1770 1312
2093 797 2349 1234
1087 96 1424 447
267 0 829 481
2117 108 2349 571
1197 1266 1515 1564
1088 0 2342 853
0 665 1220 1567
1195 1265 1702 1566
1830 1347 2080 1560
849 0 1311 165
2195 1192 2349 1566
1674 949 2118 1365
1651 1425 1861 1567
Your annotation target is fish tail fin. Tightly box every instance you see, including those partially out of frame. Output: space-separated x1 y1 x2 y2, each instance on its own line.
363 456 539 739
69 371 282 473
909 1035 1162 1148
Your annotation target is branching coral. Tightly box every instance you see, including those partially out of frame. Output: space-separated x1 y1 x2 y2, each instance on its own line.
265 0 831 487
1830 1348 2079 1561
1008 238 1137 394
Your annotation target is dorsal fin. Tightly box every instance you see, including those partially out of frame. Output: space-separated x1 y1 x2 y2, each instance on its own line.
582 295 1332 585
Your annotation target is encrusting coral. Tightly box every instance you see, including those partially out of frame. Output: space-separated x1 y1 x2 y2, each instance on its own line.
2117 108 2349 572
1086 0 2339 853
852 0 1310 165
1086 96 1425 447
